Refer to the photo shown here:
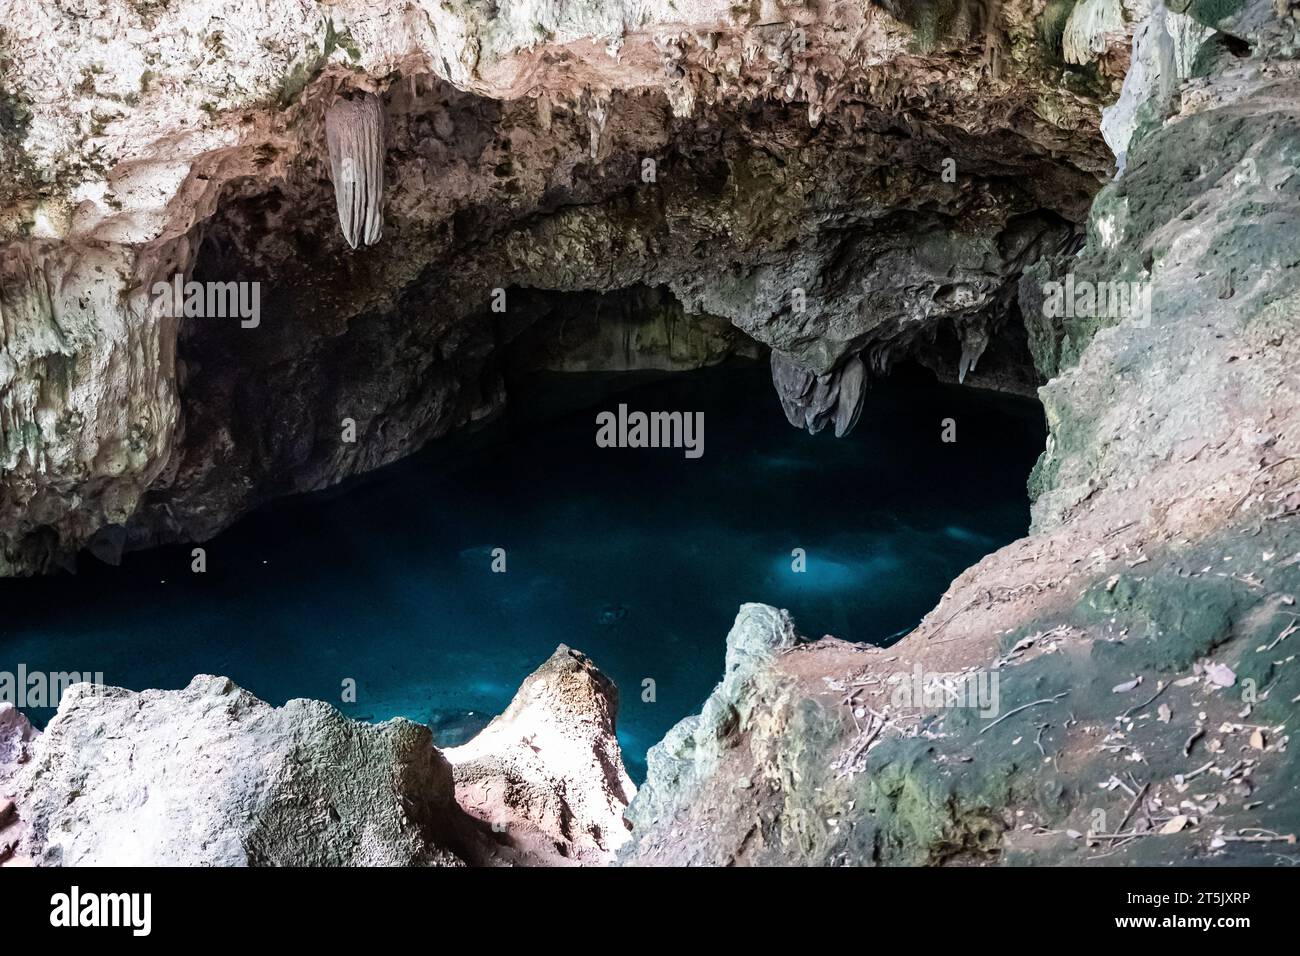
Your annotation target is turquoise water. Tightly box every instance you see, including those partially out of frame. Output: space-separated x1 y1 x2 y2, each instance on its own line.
0 363 1044 780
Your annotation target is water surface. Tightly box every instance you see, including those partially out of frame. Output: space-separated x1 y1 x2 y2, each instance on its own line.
0 363 1045 780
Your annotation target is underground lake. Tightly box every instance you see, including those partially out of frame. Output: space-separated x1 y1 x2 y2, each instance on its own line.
0 361 1046 781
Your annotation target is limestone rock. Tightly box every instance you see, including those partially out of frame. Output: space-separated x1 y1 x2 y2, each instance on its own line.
0 702 37 774
0 703 37 866
14 677 475 866
445 645 635 866
772 351 868 437
625 603 805 841
1101 2 1213 170
0 240 182 575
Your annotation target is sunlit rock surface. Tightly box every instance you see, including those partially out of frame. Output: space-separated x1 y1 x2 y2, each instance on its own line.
446 645 635 865
8 650 637 867
0 703 37 866
13 677 475 866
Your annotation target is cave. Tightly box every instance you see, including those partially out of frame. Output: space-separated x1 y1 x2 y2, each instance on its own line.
0 333 1046 783
3 0 1300 910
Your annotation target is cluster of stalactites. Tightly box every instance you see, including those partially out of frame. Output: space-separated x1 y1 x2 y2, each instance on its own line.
771 351 867 438
325 92 385 250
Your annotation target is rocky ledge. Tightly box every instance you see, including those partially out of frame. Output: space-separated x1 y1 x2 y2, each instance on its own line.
0 648 634 867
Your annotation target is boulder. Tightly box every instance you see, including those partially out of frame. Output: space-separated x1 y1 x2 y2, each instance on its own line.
445 646 635 865
14 677 475 866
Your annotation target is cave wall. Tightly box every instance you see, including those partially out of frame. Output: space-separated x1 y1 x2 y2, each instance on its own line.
0 0 1121 573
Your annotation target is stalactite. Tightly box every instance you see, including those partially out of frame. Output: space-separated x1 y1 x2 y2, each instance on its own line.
957 320 990 385
325 92 385 250
1062 0 1124 65
832 354 867 438
771 351 868 437
585 94 609 160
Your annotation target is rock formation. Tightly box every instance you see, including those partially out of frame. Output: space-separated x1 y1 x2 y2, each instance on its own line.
325 92 385 249
0 0 1111 574
0 702 37 866
6 648 634 867
12 677 476 866
626 603 809 849
1 0 1298 869
445 645 635 865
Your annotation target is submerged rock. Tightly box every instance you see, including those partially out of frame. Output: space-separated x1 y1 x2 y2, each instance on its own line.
445 645 635 866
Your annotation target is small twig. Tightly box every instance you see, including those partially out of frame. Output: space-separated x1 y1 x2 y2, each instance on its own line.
980 693 1070 735
1178 761 1216 784
1089 830 1155 842
1220 833 1297 844
1121 680 1169 719
1116 782 1151 835
1231 457 1296 514
1263 615 1299 653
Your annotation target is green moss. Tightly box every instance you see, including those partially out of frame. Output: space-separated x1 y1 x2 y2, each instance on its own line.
1081 572 1240 672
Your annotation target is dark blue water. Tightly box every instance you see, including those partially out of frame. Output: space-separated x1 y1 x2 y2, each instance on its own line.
0 363 1043 780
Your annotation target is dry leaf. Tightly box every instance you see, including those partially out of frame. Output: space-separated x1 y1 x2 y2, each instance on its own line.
1160 815 1190 835
1250 729 1266 750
